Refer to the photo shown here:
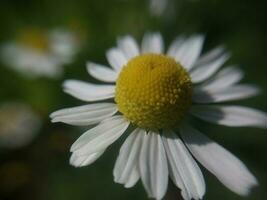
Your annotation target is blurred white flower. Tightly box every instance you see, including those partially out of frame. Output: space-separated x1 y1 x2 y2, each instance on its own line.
0 103 41 149
1 28 81 79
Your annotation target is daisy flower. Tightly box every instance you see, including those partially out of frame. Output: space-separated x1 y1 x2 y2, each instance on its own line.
0 103 41 149
1 28 81 79
50 32 267 200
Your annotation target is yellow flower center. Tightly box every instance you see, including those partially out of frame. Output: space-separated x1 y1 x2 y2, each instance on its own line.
17 28 49 52
115 54 192 130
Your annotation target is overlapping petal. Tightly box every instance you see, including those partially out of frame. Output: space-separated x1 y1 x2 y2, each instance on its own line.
190 46 230 83
168 35 204 70
162 130 205 200
71 115 129 156
113 128 144 188
196 65 244 91
139 131 168 200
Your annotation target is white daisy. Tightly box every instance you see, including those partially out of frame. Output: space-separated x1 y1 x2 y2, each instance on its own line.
1 28 81 79
50 32 266 200
0 103 41 149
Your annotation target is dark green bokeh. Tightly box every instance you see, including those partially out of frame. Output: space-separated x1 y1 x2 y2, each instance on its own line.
0 0 266 199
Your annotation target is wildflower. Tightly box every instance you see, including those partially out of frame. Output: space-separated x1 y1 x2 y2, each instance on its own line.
1 28 80 78
51 33 266 199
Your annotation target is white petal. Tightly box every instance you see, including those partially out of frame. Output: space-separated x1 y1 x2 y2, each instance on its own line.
190 46 230 83
193 46 225 66
196 65 244 91
86 62 118 83
50 103 118 126
117 36 140 60
167 36 185 58
139 132 153 197
106 48 128 71
193 84 260 103
180 124 258 196
113 128 144 188
149 132 168 199
70 150 105 167
168 35 204 70
71 115 129 155
141 32 164 54
162 130 205 200
139 131 168 200
190 105 267 128
63 80 115 102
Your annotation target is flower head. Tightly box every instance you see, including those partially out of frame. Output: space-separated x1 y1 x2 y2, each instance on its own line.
51 32 266 199
1 27 81 78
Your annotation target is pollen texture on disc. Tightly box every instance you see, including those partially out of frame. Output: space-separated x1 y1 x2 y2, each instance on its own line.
115 54 192 129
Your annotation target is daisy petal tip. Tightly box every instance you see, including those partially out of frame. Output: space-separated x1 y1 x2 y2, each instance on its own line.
49 111 60 120
124 183 134 189
62 79 74 89
117 35 129 42
224 52 231 60
113 177 121 184
50 115 61 123
194 34 205 42
105 47 117 57
245 175 259 193
69 156 86 168
86 61 104 74
62 88 72 97
215 45 230 59
253 177 259 186
106 47 113 54
253 85 262 95
197 184 206 199
69 161 80 168
50 118 57 123
49 112 55 119
69 154 80 167
216 44 227 52
113 170 122 184
113 177 134 189
238 179 258 197
85 61 93 70
70 143 78 152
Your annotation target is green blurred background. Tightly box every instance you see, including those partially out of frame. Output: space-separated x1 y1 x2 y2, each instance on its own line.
0 0 266 199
